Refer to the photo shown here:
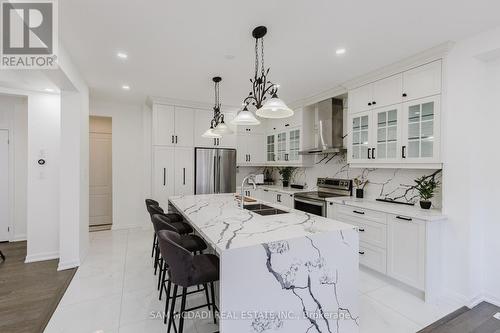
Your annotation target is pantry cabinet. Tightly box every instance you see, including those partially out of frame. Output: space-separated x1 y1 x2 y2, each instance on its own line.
152 146 194 208
348 60 442 167
153 104 194 147
236 133 266 165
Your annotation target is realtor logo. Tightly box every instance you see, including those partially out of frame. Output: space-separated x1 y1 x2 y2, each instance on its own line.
0 0 58 69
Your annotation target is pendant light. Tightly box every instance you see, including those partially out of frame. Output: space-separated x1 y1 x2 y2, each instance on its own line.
202 77 233 138
230 105 261 126
240 26 293 119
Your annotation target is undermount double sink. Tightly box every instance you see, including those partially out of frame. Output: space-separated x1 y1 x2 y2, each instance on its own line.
243 203 289 216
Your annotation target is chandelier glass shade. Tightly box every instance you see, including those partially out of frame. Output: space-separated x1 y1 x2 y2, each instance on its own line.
230 105 261 126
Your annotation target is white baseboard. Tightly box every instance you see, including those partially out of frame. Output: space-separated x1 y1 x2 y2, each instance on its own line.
58 259 80 271
25 251 59 263
10 233 27 242
442 289 500 309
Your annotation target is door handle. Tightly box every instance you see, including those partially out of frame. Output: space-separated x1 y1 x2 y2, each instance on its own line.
396 215 413 221
163 168 166 186
183 168 186 185
367 148 371 159
402 146 407 159
371 147 375 159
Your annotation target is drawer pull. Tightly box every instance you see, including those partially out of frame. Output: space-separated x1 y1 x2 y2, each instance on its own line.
353 210 365 215
359 251 365 255
396 215 412 221
358 228 365 232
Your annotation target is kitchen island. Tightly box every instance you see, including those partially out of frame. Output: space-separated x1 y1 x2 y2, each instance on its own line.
169 193 359 333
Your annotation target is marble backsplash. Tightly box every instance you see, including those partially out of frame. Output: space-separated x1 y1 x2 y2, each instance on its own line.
236 154 442 208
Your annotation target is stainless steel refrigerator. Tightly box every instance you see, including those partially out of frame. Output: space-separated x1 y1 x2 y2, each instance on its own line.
195 148 236 194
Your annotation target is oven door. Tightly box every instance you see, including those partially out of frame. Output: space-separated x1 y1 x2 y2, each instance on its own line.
294 197 326 217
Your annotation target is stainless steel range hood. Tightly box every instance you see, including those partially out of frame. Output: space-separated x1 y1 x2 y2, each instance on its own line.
299 98 346 155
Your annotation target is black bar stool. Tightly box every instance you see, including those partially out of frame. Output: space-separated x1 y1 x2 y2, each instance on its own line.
158 230 219 333
151 214 207 298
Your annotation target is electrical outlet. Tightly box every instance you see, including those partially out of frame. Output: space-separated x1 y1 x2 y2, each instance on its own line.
494 312 500 321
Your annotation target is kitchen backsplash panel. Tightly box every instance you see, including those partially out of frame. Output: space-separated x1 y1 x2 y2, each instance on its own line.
237 154 442 208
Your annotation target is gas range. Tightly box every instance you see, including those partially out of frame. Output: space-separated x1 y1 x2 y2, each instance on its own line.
294 178 352 216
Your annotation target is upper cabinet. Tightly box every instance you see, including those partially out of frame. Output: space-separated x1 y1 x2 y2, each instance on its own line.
347 60 442 168
153 104 194 147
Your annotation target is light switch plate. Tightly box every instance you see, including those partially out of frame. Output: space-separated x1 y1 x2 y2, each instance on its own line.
494 312 500 320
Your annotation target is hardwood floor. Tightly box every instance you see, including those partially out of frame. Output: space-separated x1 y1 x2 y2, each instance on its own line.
418 302 500 333
0 241 76 333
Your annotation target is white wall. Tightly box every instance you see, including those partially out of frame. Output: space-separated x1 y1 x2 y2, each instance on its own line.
90 97 150 229
0 94 28 241
25 93 61 262
442 25 500 306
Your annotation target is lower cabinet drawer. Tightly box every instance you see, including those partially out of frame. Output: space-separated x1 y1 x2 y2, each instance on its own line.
359 242 387 274
351 219 387 249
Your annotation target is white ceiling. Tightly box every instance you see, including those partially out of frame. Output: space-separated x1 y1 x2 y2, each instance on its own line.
60 0 500 106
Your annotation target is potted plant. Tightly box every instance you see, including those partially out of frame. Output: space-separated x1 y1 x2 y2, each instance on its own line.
414 175 440 209
353 177 368 198
278 167 296 187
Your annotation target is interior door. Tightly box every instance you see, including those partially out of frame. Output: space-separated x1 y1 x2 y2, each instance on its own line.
153 146 175 207
195 148 216 194
153 104 175 145
0 130 9 241
174 106 194 147
217 149 236 193
89 118 113 227
174 147 194 196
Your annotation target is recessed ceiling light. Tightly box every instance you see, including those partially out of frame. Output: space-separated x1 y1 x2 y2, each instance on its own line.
336 48 346 55
44 88 55 92
117 52 128 59
122 85 130 90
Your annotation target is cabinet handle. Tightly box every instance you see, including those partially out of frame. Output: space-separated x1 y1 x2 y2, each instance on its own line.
368 102 372 106
396 215 413 221
402 93 407 97
214 138 216 146
285 124 290 127
359 251 365 255
371 147 375 159
367 148 371 159
372 101 376 105
359 228 365 232
353 210 365 215
171 135 174 144
163 168 166 186
402 145 407 159
329 202 333 205
249 154 251 162
277 194 281 202
183 168 186 185
263 189 269 192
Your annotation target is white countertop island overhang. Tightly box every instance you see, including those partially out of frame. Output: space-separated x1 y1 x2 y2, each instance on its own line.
169 193 360 333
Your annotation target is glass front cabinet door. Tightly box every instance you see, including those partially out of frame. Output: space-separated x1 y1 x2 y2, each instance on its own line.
349 111 373 163
276 132 287 161
373 105 401 161
401 96 441 163
287 128 300 162
266 134 276 162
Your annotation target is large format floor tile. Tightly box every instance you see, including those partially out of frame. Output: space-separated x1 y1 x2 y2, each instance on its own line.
46 226 459 333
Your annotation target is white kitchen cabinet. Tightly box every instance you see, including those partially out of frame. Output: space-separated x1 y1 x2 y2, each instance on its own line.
372 74 403 108
349 84 373 114
153 146 194 207
174 147 194 196
373 105 401 161
152 105 175 146
275 192 294 208
152 146 175 208
152 104 194 147
359 242 387 274
401 96 441 163
266 134 276 163
402 61 442 101
237 133 266 165
387 214 426 290
348 111 373 163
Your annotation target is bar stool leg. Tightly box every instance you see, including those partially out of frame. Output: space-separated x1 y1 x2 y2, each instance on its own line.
151 233 156 257
164 280 172 324
159 263 167 300
210 282 217 324
154 244 160 275
167 285 178 333
203 283 211 311
178 287 187 333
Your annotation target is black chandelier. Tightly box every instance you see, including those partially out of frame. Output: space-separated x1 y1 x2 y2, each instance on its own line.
202 77 233 138
237 26 293 120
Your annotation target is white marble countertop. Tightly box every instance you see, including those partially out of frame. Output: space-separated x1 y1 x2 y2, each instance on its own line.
326 197 447 222
237 184 309 195
169 193 356 254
